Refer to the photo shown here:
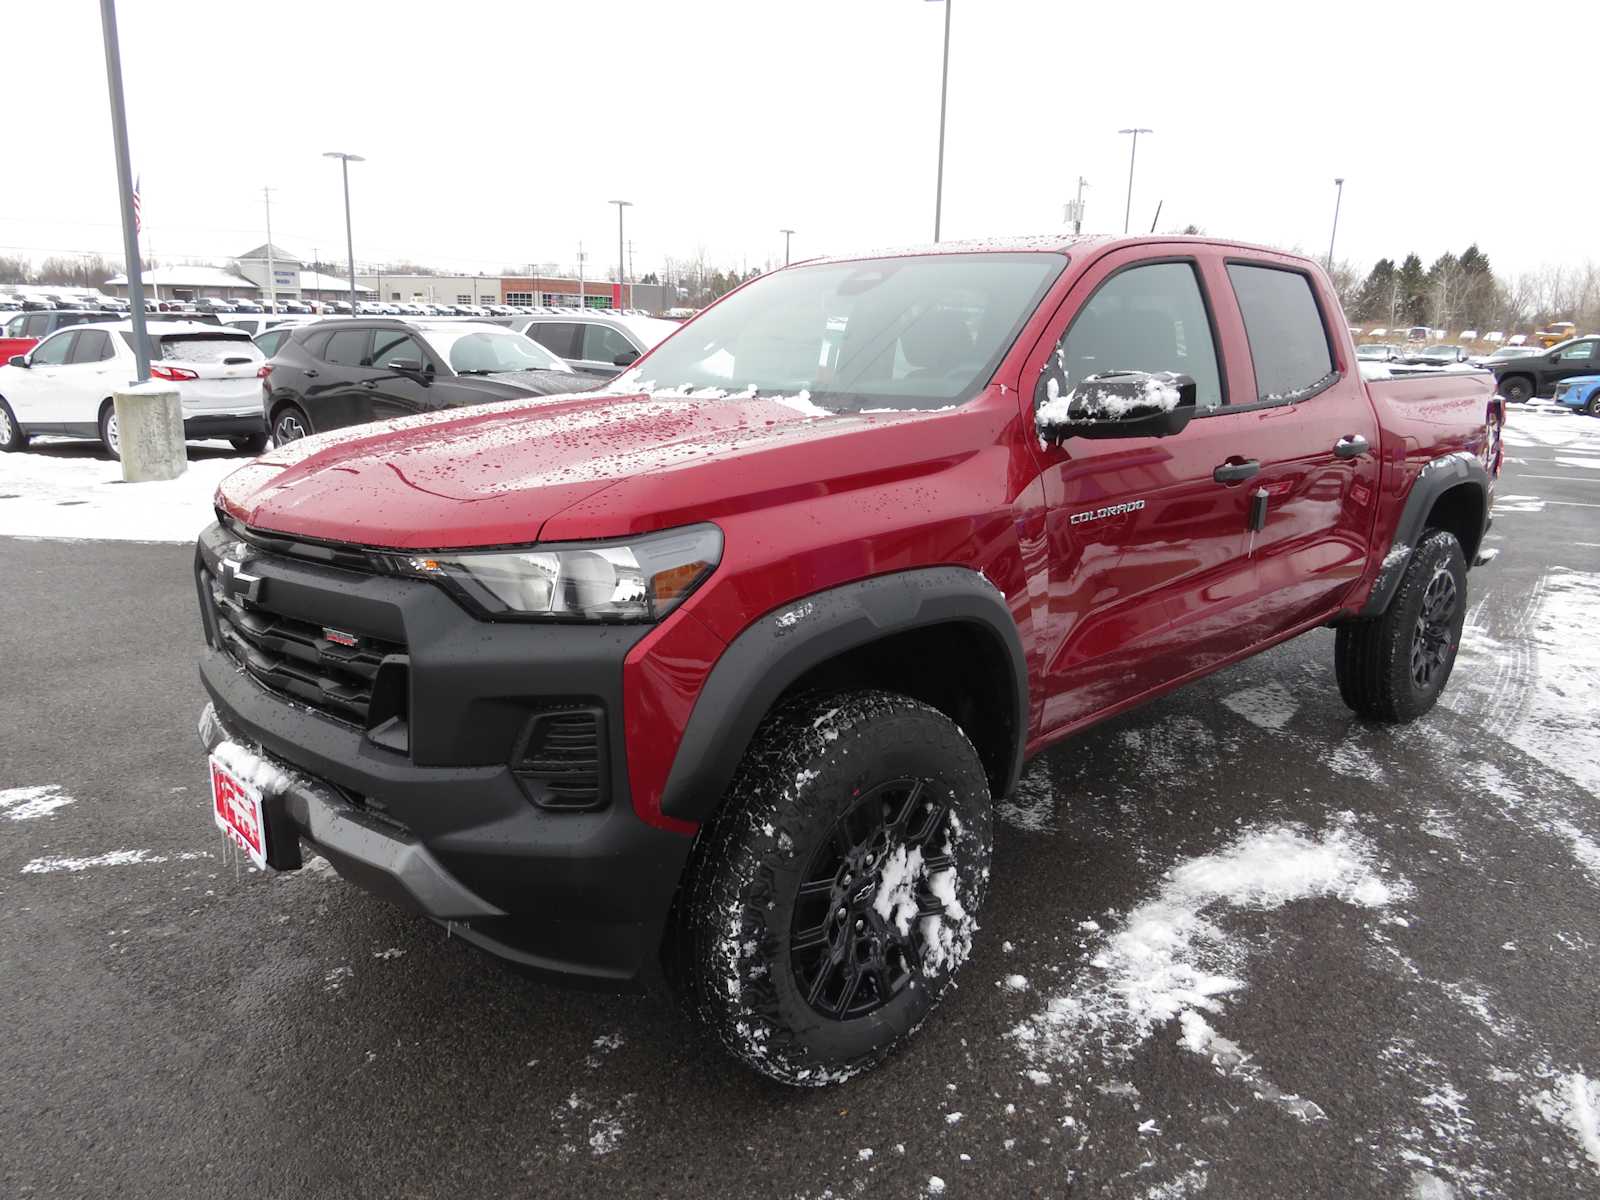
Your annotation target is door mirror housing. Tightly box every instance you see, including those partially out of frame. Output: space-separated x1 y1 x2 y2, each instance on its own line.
613 349 640 367
8 355 28 368
386 358 430 377
1035 370 1197 441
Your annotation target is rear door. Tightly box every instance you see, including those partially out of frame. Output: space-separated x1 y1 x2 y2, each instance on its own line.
1170 258 1381 672
304 326 376 430
1022 247 1263 734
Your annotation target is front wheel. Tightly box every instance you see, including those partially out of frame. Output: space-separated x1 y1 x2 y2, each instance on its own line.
1335 529 1468 723
684 690 993 1086
0 399 27 452
1586 395 1600 418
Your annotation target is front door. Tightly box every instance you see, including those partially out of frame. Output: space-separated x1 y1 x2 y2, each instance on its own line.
365 329 437 420
1542 338 1599 393
1021 249 1262 735
9 328 79 426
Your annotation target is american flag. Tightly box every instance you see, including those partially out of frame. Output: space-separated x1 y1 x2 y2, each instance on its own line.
132 174 141 235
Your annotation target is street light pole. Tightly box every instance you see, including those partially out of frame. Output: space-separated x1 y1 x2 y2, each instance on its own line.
780 228 795 266
1326 177 1345 271
97 0 149 382
609 200 631 311
323 151 364 313
1118 128 1151 235
262 186 277 314
933 0 952 242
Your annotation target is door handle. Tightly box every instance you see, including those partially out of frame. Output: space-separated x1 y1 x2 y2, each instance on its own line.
303 368 318 377
1333 434 1370 459
361 379 379 389
1213 459 1261 483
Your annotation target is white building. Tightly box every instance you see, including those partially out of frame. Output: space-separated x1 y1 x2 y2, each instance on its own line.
233 245 373 305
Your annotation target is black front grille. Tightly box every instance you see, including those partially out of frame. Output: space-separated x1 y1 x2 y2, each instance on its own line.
204 564 407 730
514 707 607 810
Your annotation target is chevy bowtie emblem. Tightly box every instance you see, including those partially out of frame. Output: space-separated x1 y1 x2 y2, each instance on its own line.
218 557 263 603
322 628 360 648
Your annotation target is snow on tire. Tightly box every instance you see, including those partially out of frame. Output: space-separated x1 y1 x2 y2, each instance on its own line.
684 689 993 1086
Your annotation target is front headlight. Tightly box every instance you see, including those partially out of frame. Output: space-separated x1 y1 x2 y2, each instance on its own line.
403 523 723 622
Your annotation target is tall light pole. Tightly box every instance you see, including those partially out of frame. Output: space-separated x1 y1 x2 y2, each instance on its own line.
1326 177 1345 270
609 200 631 311
98 0 149 381
262 186 277 314
780 228 795 266
1118 128 1151 235
932 0 952 242
323 151 364 313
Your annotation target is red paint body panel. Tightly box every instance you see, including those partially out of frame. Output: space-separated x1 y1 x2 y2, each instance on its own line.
212 236 1496 833
0 336 39 362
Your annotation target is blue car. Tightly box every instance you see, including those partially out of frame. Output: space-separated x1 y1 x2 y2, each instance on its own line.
1552 374 1600 416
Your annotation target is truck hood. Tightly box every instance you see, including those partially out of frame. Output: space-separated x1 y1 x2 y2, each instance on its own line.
217 388 987 549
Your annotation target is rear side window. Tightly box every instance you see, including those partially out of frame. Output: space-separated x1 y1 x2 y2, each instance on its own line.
57 313 90 329
152 335 262 363
322 328 371 367
1226 264 1335 401
69 329 114 363
528 321 580 359
255 329 288 357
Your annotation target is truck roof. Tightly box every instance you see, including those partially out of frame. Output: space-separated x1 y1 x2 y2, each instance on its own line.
803 234 1311 268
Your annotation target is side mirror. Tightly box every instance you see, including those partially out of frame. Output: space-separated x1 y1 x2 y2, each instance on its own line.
8 355 28 368
1035 370 1197 441
613 349 640 367
387 358 429 377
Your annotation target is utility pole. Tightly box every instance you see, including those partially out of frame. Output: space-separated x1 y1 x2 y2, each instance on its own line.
1118 128 1152 235
933 0 952 242
627 238 634 309
1326 177 1345 271
609 200 631 312
1065 178 1088 235
322 151 364 313
577 242 585 308
780 228 795 265
98 0 149 381
262 186 277 314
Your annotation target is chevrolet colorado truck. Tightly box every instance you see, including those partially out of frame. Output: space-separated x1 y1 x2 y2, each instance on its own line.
194 235 1502 1086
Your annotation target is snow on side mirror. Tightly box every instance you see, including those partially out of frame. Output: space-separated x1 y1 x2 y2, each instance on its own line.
1034 370 1197 442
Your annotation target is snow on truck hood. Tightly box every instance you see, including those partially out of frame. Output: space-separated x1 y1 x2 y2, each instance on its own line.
216 387 978 550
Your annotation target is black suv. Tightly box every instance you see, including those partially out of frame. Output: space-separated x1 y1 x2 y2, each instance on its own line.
261 319 599 445
1490 335 1600 402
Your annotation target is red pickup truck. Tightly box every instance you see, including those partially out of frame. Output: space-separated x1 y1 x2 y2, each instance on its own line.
193 235 1500 1085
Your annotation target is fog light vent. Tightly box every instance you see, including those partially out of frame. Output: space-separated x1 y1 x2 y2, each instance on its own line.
514 706 607 811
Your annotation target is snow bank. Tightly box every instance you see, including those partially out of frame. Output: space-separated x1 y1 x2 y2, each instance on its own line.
0 446 240 542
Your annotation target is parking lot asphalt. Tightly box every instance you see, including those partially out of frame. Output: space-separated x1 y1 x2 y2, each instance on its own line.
3 410 1598 1199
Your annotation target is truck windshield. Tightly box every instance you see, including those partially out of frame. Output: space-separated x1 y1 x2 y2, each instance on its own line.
615 253 1065 410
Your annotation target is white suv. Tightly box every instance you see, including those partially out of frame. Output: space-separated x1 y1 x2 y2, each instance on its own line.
0 320 267 458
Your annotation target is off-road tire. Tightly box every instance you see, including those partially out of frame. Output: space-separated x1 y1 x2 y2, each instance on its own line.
230 433 269 454
1498 375 1533 404
1336 529 1468 722
0 398 27 451
271 403 311 447
683 689 993 1086
98 400 121 461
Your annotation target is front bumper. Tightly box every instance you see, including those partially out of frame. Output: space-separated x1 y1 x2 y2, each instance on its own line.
194 521 696 991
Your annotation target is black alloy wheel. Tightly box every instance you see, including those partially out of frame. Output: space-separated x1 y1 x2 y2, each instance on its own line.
789 777 955 1021
1410 565 1458 690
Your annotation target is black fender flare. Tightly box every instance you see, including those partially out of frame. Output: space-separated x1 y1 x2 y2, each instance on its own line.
659 567 1028 824
1359 452 1490 617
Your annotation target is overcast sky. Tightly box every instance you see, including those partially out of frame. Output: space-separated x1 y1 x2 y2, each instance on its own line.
3 0 1586 282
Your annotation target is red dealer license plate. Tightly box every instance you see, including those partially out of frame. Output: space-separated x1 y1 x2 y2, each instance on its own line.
210 754 268 870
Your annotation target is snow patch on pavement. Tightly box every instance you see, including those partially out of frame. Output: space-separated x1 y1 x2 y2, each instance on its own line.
0 448 241 542
22 848 209 873
1536 1073 1600 1175
1220 681 1298 730
0 783 74 820
1011 818 1404 1104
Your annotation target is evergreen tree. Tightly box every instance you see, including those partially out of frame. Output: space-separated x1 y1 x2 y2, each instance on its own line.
1396 254 1427 324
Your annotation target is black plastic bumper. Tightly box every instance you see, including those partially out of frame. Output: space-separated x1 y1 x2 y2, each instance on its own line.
184 413 265 438
194 522 696 992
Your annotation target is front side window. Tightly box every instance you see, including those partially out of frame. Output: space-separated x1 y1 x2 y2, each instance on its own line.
30 331 76 365
1227 264 1335 400
1042 261 1223 410
581 322 636 365
1555 341 1595 363
371 331 427 369
24 314 52 336
616 252 1064 410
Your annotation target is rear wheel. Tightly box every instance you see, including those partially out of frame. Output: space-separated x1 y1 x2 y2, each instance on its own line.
0 399 27 452
1498 375 1533 404
229 432 269 454
1335 529 1468 722
1586 395 1600 418
98 401 121 460
271 404 311 447
683 690 993 1086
